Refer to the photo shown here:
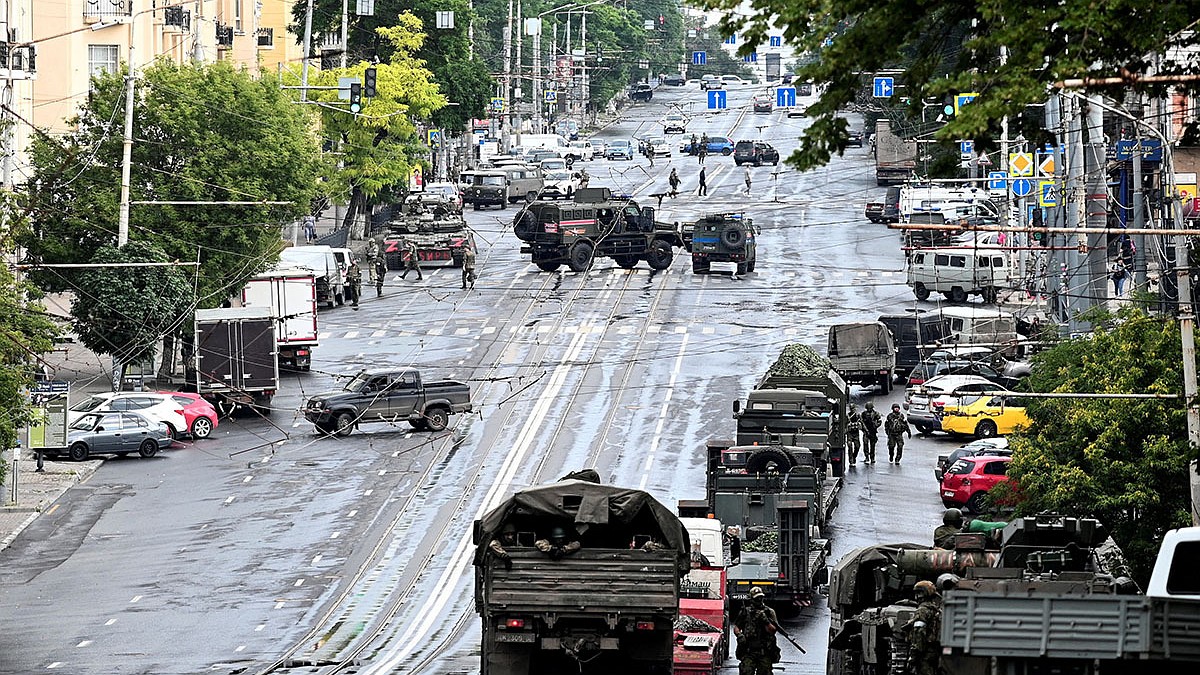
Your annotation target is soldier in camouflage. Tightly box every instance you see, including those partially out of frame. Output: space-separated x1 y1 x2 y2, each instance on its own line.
734 586 780 675
860 402 882 464
933 508 963 549
846 403 863 465
903 580 943 675
885 403 911 463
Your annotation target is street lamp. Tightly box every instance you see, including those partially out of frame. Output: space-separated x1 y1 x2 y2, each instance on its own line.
529 0 610 134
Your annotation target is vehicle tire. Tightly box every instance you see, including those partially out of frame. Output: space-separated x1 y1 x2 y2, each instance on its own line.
315 422 335 435
913 283 931 301
915 422 933 435
878 375 892 393
68 442 89 462
525 191 538 203
966 491 988 514
535 259 562 272
745 447 797 474
721 224 747 249
722 148 732 155
513 209 538 241
498 201 507 210
975 419 998 439
191 416 214 439
424 406 449 432
735 160 742 166
646 239 673 270
736 261 748 275
334 412 355 437
982 286 999 304
410 418 429 431
692 259 710 274
165 422 179 440
567 240 595 272
772 157 779 165
614 255 639 269
138 439 159 459
949 286 968 303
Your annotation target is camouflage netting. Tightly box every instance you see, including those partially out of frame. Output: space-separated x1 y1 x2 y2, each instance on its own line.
741 529 779 553
674 614 721 633
766 344 832 378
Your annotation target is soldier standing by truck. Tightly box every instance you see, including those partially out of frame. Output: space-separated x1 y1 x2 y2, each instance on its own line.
903 581 943 675
885 403 912 463
734 586 781 675
846 403 863 465
346 262 363 307
860 401 882 464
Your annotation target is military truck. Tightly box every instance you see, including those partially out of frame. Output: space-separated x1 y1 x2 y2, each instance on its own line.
827 515 1200 675
827 322 897 393
303 368 472 435
873 120 917 186
473 474 690 675
683 213 757 275
382 197 474 269
512 187 688 272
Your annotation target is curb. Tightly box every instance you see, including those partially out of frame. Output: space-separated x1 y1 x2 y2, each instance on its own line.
0 459 102 552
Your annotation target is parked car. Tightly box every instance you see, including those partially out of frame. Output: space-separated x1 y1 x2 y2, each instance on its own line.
663 74 685 86
733 141 780 166
907 357 1021 389
681 136 735 156
69 392 189 440
940 394 1031 439
645 137 673 157
720 75 748 85
847 130 864 147
752 96 773 113
605 139 634 160
159 391 219 439
421 182 464 213
52 411 174 461
631 83 654 101
786 105 808 118
700 75 724 90
567 140 595 162
537 157 569 173
940 455 1011 513
662 113 688 134
904 374 999 435
934 438 1010 483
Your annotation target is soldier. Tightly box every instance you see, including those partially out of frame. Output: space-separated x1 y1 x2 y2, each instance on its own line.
846 403 863 465
860 401 882 464
578 167 590 189
733 586 781 675
698 136 709 164
488 523 519 571
365 236 380 283
461 244 477 290
934 508 963 549
535 525 581 560
375 258 386 296
690 133 698 154
903 580 943 675
698 166 708 196
399 239 423 281
885 403 912 463
669 168 681 197
743 165 752 196
346 262 363 307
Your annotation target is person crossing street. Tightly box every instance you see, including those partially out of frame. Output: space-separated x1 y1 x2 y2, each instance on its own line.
698 166 708 196
461 245 477 290
885 403 912 463
399 239 423 281
669 168 681 197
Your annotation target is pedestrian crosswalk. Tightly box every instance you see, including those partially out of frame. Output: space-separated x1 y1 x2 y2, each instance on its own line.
317 319 831 342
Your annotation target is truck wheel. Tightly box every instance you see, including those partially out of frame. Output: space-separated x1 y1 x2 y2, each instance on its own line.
69 442 90 462
975 419 998 439
614 255 639 269
745 447 796 474
535 260 562 272
949 286 968 303
721 225 747 249
567 241 595 272
138 439 159 459
334 413 355 437
966 491 988 514
736 261 748 275
692 259 710 274
646 240 673 270
913 283 930 301
424 407 449 432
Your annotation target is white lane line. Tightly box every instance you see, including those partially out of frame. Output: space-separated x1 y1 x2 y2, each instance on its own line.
130 596 142 604
311 554 323 565
76 640 92 648
344 331 359 339
243 476 253 483
372 329 387 338
640 336 689 490
294 579 305 587
235 645 246 652
104 619 116 626
224 496 236 504
330 532 341 539
256 624 266 632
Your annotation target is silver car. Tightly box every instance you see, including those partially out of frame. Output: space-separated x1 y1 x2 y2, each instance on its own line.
54 411 174 461
904 374 999 434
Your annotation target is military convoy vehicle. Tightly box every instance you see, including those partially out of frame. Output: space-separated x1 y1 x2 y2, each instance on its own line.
473 473 690 675
513 187 688 272
383 196 474 269
682 213 757 274
827 322 897 393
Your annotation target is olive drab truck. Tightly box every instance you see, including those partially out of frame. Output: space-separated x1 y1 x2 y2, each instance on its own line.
873 120 917 186
474 475 690 675
512 187 688 272
682 213 757 275
827 322 897 393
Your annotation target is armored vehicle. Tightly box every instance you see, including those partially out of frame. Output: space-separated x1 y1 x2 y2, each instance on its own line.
513 187 687 272
465 169 510 210
383 197 474 269
683 213 757 274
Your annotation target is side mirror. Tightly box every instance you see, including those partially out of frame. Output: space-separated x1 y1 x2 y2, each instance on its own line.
733 400 741 414
95 426 105 432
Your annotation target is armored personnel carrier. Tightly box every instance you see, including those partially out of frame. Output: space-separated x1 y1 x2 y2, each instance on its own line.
512 187 688 272
383 195 473 269
682 213 757 274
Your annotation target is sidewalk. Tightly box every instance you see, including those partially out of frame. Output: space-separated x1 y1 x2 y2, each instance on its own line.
0 453 102 551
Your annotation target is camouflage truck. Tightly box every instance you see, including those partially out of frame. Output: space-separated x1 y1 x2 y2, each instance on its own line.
512 187 688 272
682 213 758 275
383 196 474 269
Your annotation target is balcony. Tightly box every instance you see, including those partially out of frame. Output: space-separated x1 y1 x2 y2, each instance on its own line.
83 0 131 23
257 28 274 48
0 42 36 79
215 23 234 49
163 6 191 32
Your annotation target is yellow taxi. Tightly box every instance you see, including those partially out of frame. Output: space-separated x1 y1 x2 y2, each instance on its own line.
940 394 1030 439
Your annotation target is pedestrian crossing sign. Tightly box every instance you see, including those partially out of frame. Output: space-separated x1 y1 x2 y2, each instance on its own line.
1038 180 1057 207
544 90 557 103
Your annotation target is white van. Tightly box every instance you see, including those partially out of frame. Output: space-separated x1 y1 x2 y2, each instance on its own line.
906 247 1010 304
279 245 346 308
899 183 999 219
510 133 569 154
937 306 1019 352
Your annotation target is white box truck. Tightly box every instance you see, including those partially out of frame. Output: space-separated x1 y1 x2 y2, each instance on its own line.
241 267 319 371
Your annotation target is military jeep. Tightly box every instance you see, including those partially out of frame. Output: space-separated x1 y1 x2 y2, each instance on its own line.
684 213 757 274
512 187 687 272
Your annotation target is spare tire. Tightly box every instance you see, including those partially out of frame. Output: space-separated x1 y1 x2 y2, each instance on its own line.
721 224 747 249
513 209 538 242
745 447 797 474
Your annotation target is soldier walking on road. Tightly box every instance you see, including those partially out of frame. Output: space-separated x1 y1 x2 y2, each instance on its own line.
734 586 781 675
375 259 386 296
399 239 423 281
669 168 681 197
743 165 752 196
461 245 477 290
846 403 863 465
860 401 882 464
365 236 380 283
934 508 963 549
903 581 944 675
699 133 709 164
346 262 363 307
885 403 912 463
698 166 708 196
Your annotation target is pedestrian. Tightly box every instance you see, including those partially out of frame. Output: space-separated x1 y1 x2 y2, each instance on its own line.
461 244 477 290
698 166 708 196
346 261 363 307
375 258 386 296
1110 258 1128 296
578 167 590 189
302 214 317 243
884 403 911 463
365 236 380 283
860 401 882 464
733 586 781 675
690 133 698 154
743 165 752 196
399 239 423 281
699 133 709 164
846 403 863 465
668 168 681 197
934 508 963 549
903 581 943 675
488 523 519 570
648 148 655 168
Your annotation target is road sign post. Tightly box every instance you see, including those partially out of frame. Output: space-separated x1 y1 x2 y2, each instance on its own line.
872 77 894 98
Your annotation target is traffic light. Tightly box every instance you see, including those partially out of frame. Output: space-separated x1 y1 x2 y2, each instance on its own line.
350 83 362 113
364 67 377 98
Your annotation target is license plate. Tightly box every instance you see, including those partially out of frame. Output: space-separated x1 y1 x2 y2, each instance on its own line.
943 491 955 498
494 633 536 643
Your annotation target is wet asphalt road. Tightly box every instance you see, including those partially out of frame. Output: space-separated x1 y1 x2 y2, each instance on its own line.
0 83 963 674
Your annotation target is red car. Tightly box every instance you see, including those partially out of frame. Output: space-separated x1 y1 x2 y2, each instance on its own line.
940 455 1010 513
159 392 219 439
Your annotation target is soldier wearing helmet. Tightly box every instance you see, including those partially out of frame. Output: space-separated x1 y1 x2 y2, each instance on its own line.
535 524 581 560
846 402 863 465
934 508 964 549
904 581 943 675
859 401 882 464
733 586 780 675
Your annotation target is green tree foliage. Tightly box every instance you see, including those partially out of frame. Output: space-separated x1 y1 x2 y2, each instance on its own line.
307 17 447 228
1000 309 1200 584
22 60 322 307
699 0 1198 170
292 0 491 128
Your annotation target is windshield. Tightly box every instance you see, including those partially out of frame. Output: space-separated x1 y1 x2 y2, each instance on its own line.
477 175 505 186
69 413 103 431
343 372 372 392
71 396 108 413
547 171 571 180
610 141 630 148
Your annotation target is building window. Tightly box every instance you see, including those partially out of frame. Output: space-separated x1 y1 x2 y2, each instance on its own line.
257 28 274 48
234 0 243 32
88 44 120 79
84 0 130 21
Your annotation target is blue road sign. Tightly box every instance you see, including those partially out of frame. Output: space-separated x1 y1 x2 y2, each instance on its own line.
769 36 782 47
873 77 894 98
959 140 974 158
776 87 796 108
692 51 707 65
724 35 736 45
707 90 727 110
1011 178 1033 197
987 171 1007 191
544 90 557 103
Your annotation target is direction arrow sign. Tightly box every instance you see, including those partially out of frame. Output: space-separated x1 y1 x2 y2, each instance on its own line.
692 51 707 65
1009 152 1034 177
776 87 796 108
987 171 1008 191
1011 178 1033 197
1038 181 1058 207
872 76 894 98
707 90 727 110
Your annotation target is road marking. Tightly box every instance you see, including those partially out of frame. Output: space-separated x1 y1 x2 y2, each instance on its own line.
104 619 116 626
372 330 387 338
330 532 340 539
363 489 373 496
224 496 236 504
311 554 323 565
48 663 63 669
243 476 253 483
640 336 689 490
344 331 359 339
275 601 286 609
235 645 246 652
76 640 92 648
348 510 357 517
294 579 305 587
130 596 142 604
256 624 266 631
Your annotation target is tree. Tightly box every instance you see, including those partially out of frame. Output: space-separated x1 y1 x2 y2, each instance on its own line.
22 60 323 307
997 308 1200 585
698 0 1199 170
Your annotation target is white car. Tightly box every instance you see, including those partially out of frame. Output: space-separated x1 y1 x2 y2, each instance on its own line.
567 140 595 161
419 182 464 212
540 169 578 200
537 158 569 173
720 74 749 85
69 392 189 440
662 114 688 134
646 137 673 157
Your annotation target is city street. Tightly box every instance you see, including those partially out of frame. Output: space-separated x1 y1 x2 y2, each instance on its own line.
0 83 954 675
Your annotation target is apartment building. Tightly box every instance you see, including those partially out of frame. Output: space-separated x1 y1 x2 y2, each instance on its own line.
0 0 35 187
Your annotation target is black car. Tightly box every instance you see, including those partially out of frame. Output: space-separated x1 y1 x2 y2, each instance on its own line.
662 75 685 86
753 97 773 113
631 83 653 102
733 141 780 166
847 130 864 147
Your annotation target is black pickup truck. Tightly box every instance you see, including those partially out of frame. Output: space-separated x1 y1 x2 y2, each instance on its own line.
304 368 473 436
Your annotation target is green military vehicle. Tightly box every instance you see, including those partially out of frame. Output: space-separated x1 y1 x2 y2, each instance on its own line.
512 187 688 272
682 213 757 275
383 195 474 269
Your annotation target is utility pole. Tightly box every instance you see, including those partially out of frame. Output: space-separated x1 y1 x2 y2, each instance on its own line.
301 0 315 102
1085 96 1109 310
503 0 513 141
340 0 349 69
516 0 523 135
1045 95 1065 323
1133 130 1147 290
117 9 137 247
533 18 542 134
1064 95 1086 332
